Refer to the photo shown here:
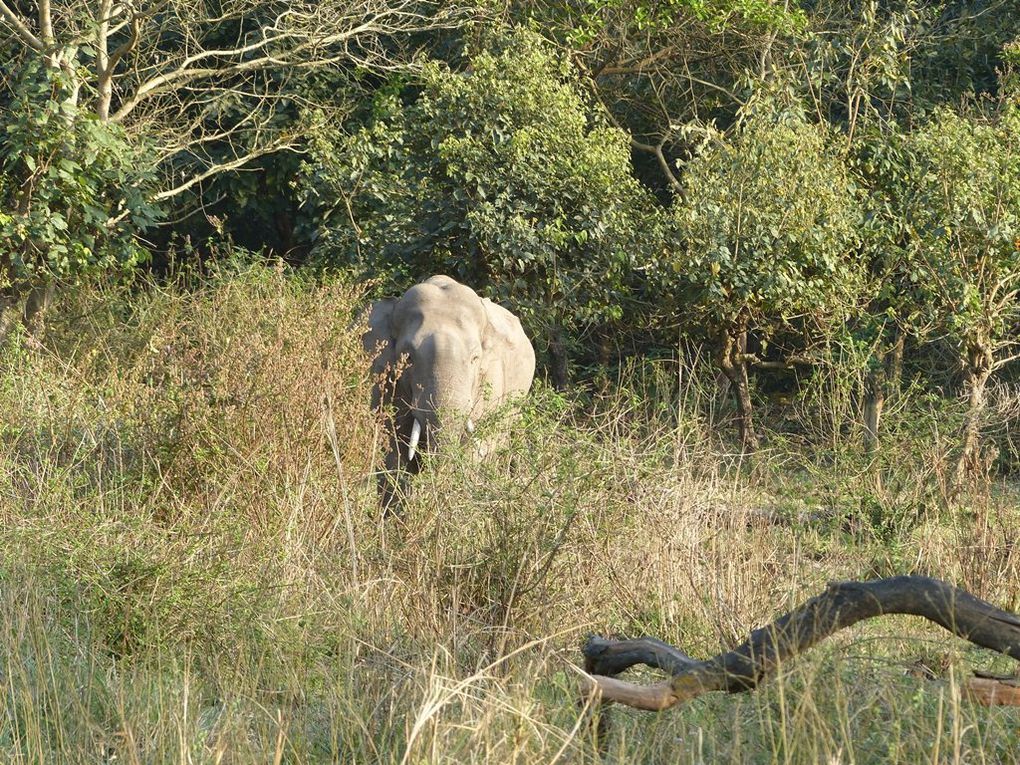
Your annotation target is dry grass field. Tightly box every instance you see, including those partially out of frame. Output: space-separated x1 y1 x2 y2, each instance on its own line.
2 263 1018 763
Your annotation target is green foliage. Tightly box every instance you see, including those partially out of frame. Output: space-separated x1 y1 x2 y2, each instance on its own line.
304 27 662 358
801 0 930 124
905 105 1020 360
909 1 1020 106
854 123 921 315
667 95 864 341
801 0 1018 124
567 0 807 46
840 119 933 380
1003 36 1020 97
0 60 160 288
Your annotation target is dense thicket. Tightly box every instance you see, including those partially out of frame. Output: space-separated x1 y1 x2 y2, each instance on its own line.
2 0 1020 473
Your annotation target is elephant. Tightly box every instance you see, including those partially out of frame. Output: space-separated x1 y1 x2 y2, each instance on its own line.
361 275 536 510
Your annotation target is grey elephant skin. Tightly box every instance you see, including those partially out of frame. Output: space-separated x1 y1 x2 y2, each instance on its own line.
361 275 536 510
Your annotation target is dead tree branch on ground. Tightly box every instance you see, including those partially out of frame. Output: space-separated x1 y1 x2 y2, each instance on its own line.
579 576 1020 713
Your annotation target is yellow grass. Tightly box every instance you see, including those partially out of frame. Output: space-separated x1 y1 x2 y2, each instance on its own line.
1 262 1018 763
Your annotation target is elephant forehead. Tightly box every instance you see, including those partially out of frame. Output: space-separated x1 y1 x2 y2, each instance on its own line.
397 283 485 327
401 329 476 364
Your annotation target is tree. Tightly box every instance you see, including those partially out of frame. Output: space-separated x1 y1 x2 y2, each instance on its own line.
510 0 808 198
852 123 922 453
904 104 1020 483
305 28 662 386
666 93 864 450
793 0 931 454
0 59 159 339
792 1 1020 456
0 0 464 332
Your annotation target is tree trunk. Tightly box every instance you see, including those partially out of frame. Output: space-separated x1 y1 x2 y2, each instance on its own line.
887 332 904 393
597 328 612 368
275 209 297 259
863 331 905 455
22 279 56 340
863 345 888 454
956 345 994 486
863 366 886 454
96 0 114 121
0 279 58 348
718 330 758 452
548 325 569 391
0 292 20 345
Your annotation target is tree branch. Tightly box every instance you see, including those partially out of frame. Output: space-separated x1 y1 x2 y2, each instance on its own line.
105 7 141 73
151 140 297 202
110 2 460 123
96 0 114 119
580 576 1020 713
740 353 816 371
37 0 53 47
0 0 44 51
598 47 677 76
630 135 685 200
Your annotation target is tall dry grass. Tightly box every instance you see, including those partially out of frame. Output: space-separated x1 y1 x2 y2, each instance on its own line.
1 261 1018 763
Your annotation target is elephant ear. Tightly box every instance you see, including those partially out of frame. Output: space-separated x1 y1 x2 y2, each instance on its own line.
480 298 520 352
480 298 536 402
360 298 398 407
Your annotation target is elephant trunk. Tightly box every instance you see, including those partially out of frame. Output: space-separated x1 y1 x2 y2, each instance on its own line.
405 362 473 461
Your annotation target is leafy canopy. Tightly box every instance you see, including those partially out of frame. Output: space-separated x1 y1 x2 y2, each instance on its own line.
905 104 1020 363
0 61 160 287
554 0 807 48
669 95 864 340
305 28 660 341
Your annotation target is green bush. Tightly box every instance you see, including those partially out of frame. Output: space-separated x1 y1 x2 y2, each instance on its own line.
0 60 160 316
303 27 663 381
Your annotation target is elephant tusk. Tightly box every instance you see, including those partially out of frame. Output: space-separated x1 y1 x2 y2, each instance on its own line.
407 418 422 462
466 418 475 435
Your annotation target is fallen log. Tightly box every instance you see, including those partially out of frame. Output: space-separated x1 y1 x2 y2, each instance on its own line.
580 576 1020 712
964 672 1020 706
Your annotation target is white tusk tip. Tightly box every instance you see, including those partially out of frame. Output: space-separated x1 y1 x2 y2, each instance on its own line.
407 417 422 462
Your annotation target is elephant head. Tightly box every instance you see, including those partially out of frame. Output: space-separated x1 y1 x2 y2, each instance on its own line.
362 275 535 473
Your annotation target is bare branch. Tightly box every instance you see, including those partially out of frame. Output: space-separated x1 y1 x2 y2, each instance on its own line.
629 134 685 200
13 0 468 211
991 345 1020 371
0 0 44 51
589 82 686 199
110 1 465 122
740 353 816 371
580 576 1020 715
579 677 676 712
106 10 141 72
597 47 676 76
152 140 297 202
38 0 53 47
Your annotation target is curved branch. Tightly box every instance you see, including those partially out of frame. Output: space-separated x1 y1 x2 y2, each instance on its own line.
584 80 686 201
580 576 1020 711
0 0 44 50
629 135 686 201
584 636 698 677
151 138 297 201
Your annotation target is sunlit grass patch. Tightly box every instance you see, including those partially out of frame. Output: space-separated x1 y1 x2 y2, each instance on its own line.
1 264 1018 763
